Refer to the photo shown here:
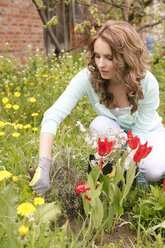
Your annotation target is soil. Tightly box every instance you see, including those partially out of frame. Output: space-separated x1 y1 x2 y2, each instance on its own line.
66 214 138 248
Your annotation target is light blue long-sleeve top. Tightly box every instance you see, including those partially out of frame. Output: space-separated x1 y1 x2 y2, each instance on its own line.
41 68 162 143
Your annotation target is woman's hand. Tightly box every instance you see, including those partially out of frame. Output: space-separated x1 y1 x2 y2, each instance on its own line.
29 157 51 195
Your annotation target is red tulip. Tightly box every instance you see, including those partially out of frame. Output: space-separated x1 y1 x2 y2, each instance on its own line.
97 137 116 157
133 142 152 163
163 179 165 192
127 130 140 150
75 181 91 201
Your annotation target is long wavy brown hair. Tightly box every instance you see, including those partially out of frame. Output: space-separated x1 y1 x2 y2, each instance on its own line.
87 20 149 114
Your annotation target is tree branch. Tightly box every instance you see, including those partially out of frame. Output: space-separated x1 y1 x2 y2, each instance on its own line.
137 16 165 32
32 0 61 54
66 34 90 52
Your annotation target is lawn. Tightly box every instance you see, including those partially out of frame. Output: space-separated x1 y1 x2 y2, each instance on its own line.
0 49 165 248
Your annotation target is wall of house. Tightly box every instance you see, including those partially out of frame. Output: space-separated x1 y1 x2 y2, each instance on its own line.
0 0 44 59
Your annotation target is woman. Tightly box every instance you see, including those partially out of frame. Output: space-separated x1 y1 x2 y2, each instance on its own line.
30 20 165 194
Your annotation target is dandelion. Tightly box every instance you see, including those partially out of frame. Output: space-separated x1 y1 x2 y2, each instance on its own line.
5 122 11 126
55 77 59 80
14 92 21 97
24 124 31 129
13 104 19 110
17 202 36 217
18 225 29 237
0 170 12 181
43 74 48 77
1 91 5 95
0 121 5 127
30 82 34 86
34 197 45 206
10 82 13 86
2 97 8 104
31 113 39 117
17 123 23 129
0 132 5 136
12 132 20 137
32 127 38 132
29 97 36 103
37 93 40 96
35 74 40 77
12 176 18 182
5 104 12 109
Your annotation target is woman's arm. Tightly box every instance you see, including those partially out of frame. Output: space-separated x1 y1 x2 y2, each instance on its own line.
39 132 55 159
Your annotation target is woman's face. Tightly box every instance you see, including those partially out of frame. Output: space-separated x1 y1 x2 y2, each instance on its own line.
94 37 117 82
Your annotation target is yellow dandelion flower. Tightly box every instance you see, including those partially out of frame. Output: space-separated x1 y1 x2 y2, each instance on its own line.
29 97 36 103
67 125 71 129
2 97 8 104
43 74 48 77
12 176 18 182
13 124 18 129
0 132 5 136
10 83 13 86
0 170 12 181
7 92 11 97
14 92 21 97
24 124 31 129
32 127 38 132
35 74 40 77
55 77 59 80
1 91 5 95
17 202 36 217
0 121 5 127
34 197 45 206
17 123 23 129
30 82 34 86
31 113 39 117
5 121 11 126
48 76 52 79
37 94 40 96
5 104 12 109
12 132 20 137
13 104 19 110
18 225 29 237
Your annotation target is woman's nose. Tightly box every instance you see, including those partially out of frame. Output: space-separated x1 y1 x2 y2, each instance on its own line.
98 58 105 68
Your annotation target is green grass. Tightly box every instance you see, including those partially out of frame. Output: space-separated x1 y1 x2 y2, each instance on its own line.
0 49 165 247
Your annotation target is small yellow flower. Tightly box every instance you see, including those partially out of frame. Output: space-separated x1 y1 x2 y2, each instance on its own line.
0 170 12 181
10 83 13 86
34 197 45 206
37 94 40 96
67 125 71 129
5 104 12 109
12 132 20 137
5 121 11 126
12 176 18 182
55 77 59 80
29 97 36 103
17 123 23 129
14 92 21 97
0 132 5 136
13 104 19 110
18 225 29 237
43 74 48 77
2 97 8 104
1 91 5 95
31 113 39 117
35 74 40 77
24 124 31 129
7 92 11 97
17 202 36 217
30 82 34 86
32 127 38 132
0 121 5 127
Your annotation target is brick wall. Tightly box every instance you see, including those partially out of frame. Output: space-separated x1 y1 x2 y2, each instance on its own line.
0 0 44 59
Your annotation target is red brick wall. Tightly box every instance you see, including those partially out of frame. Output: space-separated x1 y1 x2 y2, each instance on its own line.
0 0 44 59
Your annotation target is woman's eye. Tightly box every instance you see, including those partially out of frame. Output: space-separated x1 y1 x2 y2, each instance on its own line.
94 54 100 58
107 57 113 61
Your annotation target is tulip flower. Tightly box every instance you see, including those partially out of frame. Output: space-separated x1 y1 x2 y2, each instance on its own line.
163 179 165 192
127 130 140 150
75 181 91 201
133 142 152 163
97 137 116 172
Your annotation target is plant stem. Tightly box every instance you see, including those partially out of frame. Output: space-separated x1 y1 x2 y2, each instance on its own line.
111 214 118 234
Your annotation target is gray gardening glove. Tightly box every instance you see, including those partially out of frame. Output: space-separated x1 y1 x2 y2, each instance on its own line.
29 157 51 195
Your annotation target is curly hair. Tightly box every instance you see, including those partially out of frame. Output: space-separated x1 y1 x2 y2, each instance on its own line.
87 20 149 114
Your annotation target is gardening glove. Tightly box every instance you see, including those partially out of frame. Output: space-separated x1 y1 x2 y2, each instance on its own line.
29 157 51 195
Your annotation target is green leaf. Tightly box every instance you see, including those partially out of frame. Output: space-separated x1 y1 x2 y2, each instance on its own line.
91 197 103 229
38 202 61 224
